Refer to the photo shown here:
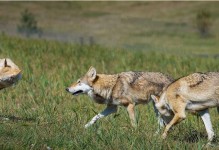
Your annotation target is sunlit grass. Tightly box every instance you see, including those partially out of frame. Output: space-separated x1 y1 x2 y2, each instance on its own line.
0 35 219 149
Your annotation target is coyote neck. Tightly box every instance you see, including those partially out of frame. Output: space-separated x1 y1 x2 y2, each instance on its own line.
92 74 118 100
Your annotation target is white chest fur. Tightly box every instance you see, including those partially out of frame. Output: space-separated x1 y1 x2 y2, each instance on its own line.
88 90 95 99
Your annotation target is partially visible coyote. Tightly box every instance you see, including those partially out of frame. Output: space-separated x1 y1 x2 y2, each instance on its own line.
66 66 173 128
0 58 21 90
151 72 219 143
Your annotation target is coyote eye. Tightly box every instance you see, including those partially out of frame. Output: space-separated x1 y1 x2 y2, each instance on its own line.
77 80 81 83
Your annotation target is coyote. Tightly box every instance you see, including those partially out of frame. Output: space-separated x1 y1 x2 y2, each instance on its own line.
0 58 21 90
66 66 173 128
151 72 219 143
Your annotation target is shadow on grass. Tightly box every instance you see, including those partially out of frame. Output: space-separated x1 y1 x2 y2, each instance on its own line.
180 130 207 143
0 115 35 122
177 129 219 144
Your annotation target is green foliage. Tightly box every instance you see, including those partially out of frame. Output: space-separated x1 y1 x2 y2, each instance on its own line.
196 9 212 38
17 9 42 37
0 35 219 149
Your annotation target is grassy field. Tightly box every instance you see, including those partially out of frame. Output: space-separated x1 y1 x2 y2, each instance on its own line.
0 1 219 150
0 34 219 150
0 2 219 52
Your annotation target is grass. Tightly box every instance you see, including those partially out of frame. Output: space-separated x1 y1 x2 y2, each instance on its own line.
0 34 219 149
0 1 219 149
0 2 219 51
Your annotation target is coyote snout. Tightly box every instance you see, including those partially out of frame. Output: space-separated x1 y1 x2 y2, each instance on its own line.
66 81 93 96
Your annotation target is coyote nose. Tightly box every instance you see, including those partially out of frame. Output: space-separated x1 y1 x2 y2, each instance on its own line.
66 88 69 92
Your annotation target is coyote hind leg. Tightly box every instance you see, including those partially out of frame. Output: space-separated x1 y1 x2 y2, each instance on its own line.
126 103 137 128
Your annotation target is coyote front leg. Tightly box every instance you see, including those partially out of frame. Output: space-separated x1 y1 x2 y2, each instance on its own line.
162 102 186 139
152 100 165 134
85 104 118 128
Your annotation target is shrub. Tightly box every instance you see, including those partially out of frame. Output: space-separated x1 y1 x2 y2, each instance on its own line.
195 9 212 38
17 9 42 37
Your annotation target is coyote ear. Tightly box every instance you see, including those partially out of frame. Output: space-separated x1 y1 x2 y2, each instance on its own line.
151 95 159 103
4 59 7 67
87 66 96 81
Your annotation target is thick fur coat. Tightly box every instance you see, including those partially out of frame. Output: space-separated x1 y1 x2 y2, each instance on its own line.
152 72 219 143
66 66 173 128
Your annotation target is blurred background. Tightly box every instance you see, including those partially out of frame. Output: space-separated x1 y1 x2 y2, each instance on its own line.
0 1 219 54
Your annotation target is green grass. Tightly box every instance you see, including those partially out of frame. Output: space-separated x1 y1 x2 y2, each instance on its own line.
0 35 219 149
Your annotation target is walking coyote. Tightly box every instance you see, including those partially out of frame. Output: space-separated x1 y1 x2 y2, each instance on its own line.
152 72 219 143
66 66 173 128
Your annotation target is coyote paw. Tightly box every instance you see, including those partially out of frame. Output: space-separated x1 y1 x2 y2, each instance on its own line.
84 123 91 128
154 128 161 135
162 133 167 139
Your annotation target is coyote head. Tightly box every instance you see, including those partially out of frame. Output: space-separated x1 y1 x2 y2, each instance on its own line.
151 93 174 125
66 66 97 96
0 58 22 90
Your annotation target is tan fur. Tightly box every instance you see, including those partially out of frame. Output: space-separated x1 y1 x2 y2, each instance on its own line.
153 72 219 142
77 69 172 106
67 66 173 127
0 58 21 90
167 72 219 104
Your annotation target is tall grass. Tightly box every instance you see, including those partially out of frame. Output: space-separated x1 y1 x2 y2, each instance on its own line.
0 35 219 149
